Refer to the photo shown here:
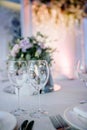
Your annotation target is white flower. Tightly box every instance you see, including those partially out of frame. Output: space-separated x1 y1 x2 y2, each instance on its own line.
10 44 20 57
20 38 33 52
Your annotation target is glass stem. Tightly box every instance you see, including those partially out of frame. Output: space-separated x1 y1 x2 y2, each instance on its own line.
18 87 20 110
38 88 41 112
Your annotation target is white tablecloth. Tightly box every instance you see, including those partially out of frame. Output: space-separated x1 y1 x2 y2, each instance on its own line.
0 79 87 130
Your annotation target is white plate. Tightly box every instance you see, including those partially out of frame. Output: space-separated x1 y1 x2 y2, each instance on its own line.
64 106 87 130
0 111 17 130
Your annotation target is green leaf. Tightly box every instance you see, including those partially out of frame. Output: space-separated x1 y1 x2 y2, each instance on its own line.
26 54 31 60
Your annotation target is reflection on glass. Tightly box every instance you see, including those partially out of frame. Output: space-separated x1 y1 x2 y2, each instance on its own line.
8 60 28 116
28 60 49 118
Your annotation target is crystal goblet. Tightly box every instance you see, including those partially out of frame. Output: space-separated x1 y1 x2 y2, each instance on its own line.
28 60 49 118
8 60 28 116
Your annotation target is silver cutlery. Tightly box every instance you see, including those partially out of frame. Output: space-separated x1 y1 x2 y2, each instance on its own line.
80 100 87 104
49 114 71 130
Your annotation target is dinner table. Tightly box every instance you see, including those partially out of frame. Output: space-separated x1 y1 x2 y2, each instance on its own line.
0 77 87 130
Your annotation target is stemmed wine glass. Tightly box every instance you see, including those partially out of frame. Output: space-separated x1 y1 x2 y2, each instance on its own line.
77 60 87 103
8 60 28 116
27 60 49 118
77 60 85 81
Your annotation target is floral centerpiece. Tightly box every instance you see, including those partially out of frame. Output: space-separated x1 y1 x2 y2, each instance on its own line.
9 33 53 65
9 33 54 92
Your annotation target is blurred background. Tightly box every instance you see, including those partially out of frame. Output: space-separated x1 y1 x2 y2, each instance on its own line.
0 0 87 80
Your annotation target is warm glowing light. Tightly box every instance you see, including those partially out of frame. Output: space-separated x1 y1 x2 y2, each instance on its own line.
54 84 61 91
32 4 77 79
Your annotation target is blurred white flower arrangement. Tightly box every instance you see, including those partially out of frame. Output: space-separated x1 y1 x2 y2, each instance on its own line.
9 32 53 65
32 0 87 23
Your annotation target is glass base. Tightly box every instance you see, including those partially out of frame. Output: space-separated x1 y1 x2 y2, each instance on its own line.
11 108 27 116
30 108 48 118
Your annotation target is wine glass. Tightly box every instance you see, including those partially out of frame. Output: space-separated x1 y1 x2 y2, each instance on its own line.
27 60 49 118
77 60 87 103
8 60 28 116
77 60 85 81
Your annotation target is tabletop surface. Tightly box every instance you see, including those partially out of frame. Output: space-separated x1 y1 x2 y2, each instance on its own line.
0 78 87 130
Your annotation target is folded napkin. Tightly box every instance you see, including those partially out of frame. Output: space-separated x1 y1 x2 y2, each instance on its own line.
73 104 87 118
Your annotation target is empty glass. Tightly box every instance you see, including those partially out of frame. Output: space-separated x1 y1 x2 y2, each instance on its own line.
77 60 87 104
8 60 28 116
76 60 85 81
28 60 49 118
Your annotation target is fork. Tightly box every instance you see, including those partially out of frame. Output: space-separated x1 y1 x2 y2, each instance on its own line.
49 114 71 130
